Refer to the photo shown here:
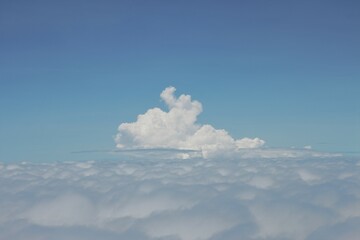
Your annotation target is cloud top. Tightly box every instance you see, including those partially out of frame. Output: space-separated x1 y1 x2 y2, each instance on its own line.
1 156 360 240
115 87 265 158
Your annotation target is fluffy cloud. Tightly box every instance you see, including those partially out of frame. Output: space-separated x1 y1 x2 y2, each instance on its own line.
1 87 352 239
1 156 360 239
115 87 265 158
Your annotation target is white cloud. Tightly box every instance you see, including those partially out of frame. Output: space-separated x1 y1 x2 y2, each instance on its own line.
115 87 265 158
1 87 353 240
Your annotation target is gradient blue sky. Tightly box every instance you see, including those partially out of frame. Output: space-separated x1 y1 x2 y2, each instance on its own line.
1 0 359 162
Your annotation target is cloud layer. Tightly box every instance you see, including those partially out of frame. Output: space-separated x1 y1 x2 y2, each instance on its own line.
115 87 265 158
1 156 360 239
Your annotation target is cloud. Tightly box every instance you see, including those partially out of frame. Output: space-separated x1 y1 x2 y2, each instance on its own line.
1 156 360 239
1 87 351 240
115 87 265 159
23 193 96 227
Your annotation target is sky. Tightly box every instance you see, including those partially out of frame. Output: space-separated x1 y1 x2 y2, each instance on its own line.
1 0 360 162
1 2 360 239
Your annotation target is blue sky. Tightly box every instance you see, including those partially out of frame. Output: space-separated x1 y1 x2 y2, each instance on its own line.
0 0 359 162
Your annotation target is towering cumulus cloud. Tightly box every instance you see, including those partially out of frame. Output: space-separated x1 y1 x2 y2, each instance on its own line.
115 87 265 158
